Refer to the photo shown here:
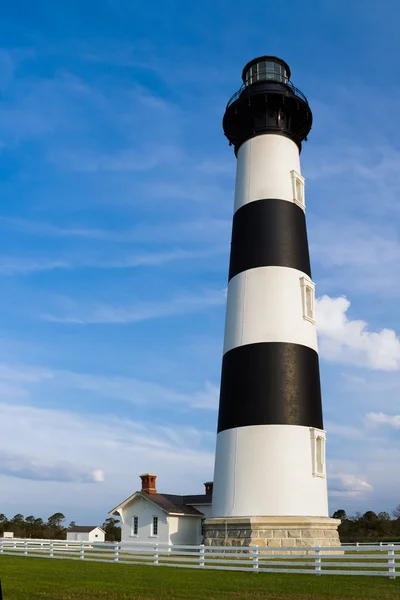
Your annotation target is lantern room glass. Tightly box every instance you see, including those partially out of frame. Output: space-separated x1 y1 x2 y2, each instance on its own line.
244 60 288 85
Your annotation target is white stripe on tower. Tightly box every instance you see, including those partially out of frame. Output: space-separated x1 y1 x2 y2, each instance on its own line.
211 57 328 519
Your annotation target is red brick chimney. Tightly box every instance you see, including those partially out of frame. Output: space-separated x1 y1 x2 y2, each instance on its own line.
140 473 157 495
204 481 213 496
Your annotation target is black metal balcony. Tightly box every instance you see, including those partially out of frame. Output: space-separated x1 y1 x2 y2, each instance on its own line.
226 80 309 111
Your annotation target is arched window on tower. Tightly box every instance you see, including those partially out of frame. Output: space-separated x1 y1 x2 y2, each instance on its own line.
310 429 326 478
316 436 325 474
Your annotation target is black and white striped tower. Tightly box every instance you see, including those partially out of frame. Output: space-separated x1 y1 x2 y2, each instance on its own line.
205 56 340 548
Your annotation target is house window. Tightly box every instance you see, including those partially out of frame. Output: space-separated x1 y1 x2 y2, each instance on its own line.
151 516 158 537
95 534 98 538
310 428 326 477
131 516 138 536
291 170 305 209
300 276 316 324
201 519 205 537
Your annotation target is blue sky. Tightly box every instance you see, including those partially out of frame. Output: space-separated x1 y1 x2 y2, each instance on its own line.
1 0 400 525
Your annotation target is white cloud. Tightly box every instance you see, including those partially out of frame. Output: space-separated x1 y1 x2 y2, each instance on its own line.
365 412 400 429
328 473 373 498
316 295 400 370
92 470 105 483
0 450 103 483
42 288 226 324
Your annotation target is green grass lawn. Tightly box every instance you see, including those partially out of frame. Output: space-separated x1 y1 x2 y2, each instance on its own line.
1 555 400 600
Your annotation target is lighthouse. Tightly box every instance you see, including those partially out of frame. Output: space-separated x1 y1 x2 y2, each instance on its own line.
204 56 340 548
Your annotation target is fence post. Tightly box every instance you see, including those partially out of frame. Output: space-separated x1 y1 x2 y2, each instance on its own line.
388 544 396 579
314 545 321 576
252 545 259 573
0 540 3 554
49 542 54 558
114 542 119 563
80 542 85 560
199 544 205 568
24 541 28 556
154 543 159 566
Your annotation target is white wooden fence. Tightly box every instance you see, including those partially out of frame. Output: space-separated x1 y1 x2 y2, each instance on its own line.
0 538 399 578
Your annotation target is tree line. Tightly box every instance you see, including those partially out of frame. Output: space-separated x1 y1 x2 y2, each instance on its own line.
0 513 121 541
3 508 400 543
333 505 400 542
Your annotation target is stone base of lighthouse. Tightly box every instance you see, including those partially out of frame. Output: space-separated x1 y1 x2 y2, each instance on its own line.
203 516 341 553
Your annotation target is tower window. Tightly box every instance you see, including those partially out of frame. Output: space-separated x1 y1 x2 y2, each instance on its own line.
131 516 138 536
291 170 305 209
316 436 324 474
300 276 316 323
310 428 326 477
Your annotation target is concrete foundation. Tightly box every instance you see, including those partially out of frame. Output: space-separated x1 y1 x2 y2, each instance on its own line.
204 516 341 553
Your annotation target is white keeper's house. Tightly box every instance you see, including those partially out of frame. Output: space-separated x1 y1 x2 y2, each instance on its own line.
109 474 213 545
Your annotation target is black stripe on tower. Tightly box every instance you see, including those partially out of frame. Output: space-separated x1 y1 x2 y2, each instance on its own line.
229 198 311 281
217 342 323 433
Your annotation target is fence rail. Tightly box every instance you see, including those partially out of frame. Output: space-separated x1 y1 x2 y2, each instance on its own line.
0 538 399 578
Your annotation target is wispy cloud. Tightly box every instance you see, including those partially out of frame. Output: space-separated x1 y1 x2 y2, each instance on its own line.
0 363 54 383
42 288 226 324
0 216 231 244
307 141 400 215
58 371 219 411
310 217 400 296
0 257 71 275
365 412 400 429
324 422 366 440
0 361 219 412
0 364 54 399
49 144 183 173
328 473 373 498
0 248 224 275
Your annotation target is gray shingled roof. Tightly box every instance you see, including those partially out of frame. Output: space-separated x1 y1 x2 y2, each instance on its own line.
141 492 207 515
181 493 212 505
